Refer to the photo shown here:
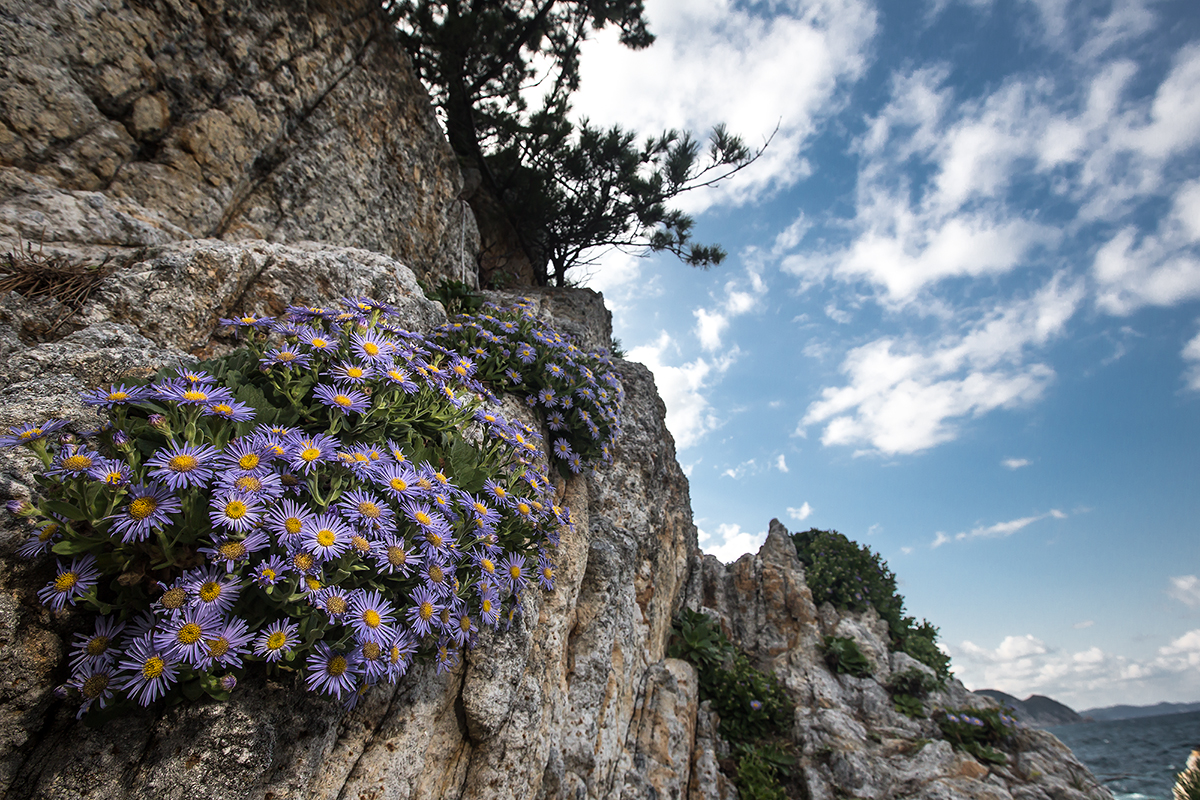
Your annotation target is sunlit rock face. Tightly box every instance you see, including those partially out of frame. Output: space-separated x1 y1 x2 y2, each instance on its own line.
0 0 478 287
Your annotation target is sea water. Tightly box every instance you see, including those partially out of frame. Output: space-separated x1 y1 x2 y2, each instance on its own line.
1047 710 1200 800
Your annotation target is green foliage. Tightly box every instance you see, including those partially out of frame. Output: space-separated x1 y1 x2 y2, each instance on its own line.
387 0 763 285
733 743 793 800
434 298 623 479
887 667 938 717
668 609 793 748
420 278 484 316
822 635 872 678
892 694 926 719
792 528 951 681
4 298 606 720
1175 761 1200 800
935 708 1018 765
609 337 626 359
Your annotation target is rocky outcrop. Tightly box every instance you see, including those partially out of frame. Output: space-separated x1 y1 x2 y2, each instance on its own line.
0 0 478 286
691 519 1114 800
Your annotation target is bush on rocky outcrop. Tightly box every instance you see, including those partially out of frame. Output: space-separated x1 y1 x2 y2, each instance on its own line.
793 527 951 680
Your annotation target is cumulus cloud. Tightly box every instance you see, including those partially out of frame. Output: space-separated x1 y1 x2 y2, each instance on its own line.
952 627 1200 708
627 332 736 449
1181 327 1200 391
1168 575 1200 609
800 277 1083 454
787 502 813 521
775 454 789 473
1073 620 1095 629
691 264 768 352
698 522 767 563
574 0 878 212
1002 458 1031 469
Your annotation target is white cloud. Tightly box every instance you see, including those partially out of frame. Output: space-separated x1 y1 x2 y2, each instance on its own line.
787 502 813 521
574 0 877 211
1168 575 1200 609
698 522 768 563
1074 620 1095 629
1185 328 1200 391
1002 458 1031 469
952 627 1200 709
628 332 736 449
801 277 1083 454
722 459 756 480
775 454 789 473
931 509 1065 547
691 264 768 352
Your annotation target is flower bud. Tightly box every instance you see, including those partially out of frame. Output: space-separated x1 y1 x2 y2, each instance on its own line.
220 674 237 691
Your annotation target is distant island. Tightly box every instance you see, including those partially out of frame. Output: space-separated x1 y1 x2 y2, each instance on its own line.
977 691 1200 726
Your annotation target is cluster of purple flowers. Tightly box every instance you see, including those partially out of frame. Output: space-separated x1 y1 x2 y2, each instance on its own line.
2 296 578 716
432 298 624 476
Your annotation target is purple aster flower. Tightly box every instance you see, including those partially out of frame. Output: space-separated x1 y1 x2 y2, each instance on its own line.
384 629 418 682
546 411 567 431
87 457 133 487
313 383 370 414
406 585 442 638
201 399 257 422
0 419 70 448
161 382 235 407
447 608 477 647
305 642 361 700
253 619 300 663
218 314 273 330
81 383 151 408
356 637 389 683
372 463 421 500
567 454 584 474
260 347 312 370
184 565 242 615
117 634 179 706
350 331 392 362
69 662 117 719
16 519 63 559
251 554 288 588
286 432 340 474
207 492 264 535
348 589 397 644
516 344 536 364
381 365 420 394
537 554 556 591
199 529 269 571
332 488 394 531
200 616 255 670
152 577 190 619
551 438 573 460
750 699 764 711
303 512 353 561
70 615 126 670
285 547 320 577
371 533 420 577
326 360 374 385
434 637 460 674
37 555 100 610
478 584 501 629
145 441 219 491
218 438 272 475
401 500 453 559
217 470 284 502
499 552 528 595
154 604 224 668
309 585 354 623
300 327 338 352
482 479 514 508
264 498 313 544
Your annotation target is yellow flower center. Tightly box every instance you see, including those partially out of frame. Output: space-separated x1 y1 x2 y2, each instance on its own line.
53 572 78 592
481 559 495 574
334 394 353 407
316 529 336 547
305 576 321 591
266 631 287 650
494 486 507 498
357 501 381 519
199 581 222 602
363 609 382 628
260 567 277 582
182 390 208 402
169 454 198 472
161 587 187 609
387 546 406 566
353 453 370 462
362 642 381 660
347 366 364 378
311 337 328 348
459 615 472 632
415 511 432 526
326 596 349 615
351 535 371 552
177 623 203 645
38 523 58 542
425 531 443 548
293 552 314 571
85 635 110 656
509 565 522 580
218 541 247 560
284 517 302 535
103 471 123 485
419 602 434 621
363 343 380 356
108 391 128 401
129 497 158 520
82 673 109 698
390 478 408 492
238 453 261 470
328 656 348 676
142 656 165 679
482 598 493 613
277 351 296 361
517 503 531 516
300 447 321 462
207 637 229 657
234 476 262 492
428 565 444 583
62 454 93 471
212 404 234 415
223 500 248 520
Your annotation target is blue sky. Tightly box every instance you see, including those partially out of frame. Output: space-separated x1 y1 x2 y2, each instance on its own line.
564 0 1200 709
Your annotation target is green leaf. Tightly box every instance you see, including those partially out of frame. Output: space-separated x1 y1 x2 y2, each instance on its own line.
42 500 87 521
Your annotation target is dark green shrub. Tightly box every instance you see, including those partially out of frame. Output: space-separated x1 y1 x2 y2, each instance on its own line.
935 708 1018 764
892 694 926 719
793 528 951 681
822 635 872 678
733 743 792 800
887 666 940 698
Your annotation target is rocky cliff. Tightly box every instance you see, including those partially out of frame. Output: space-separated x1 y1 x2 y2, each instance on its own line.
0 3 1115 799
